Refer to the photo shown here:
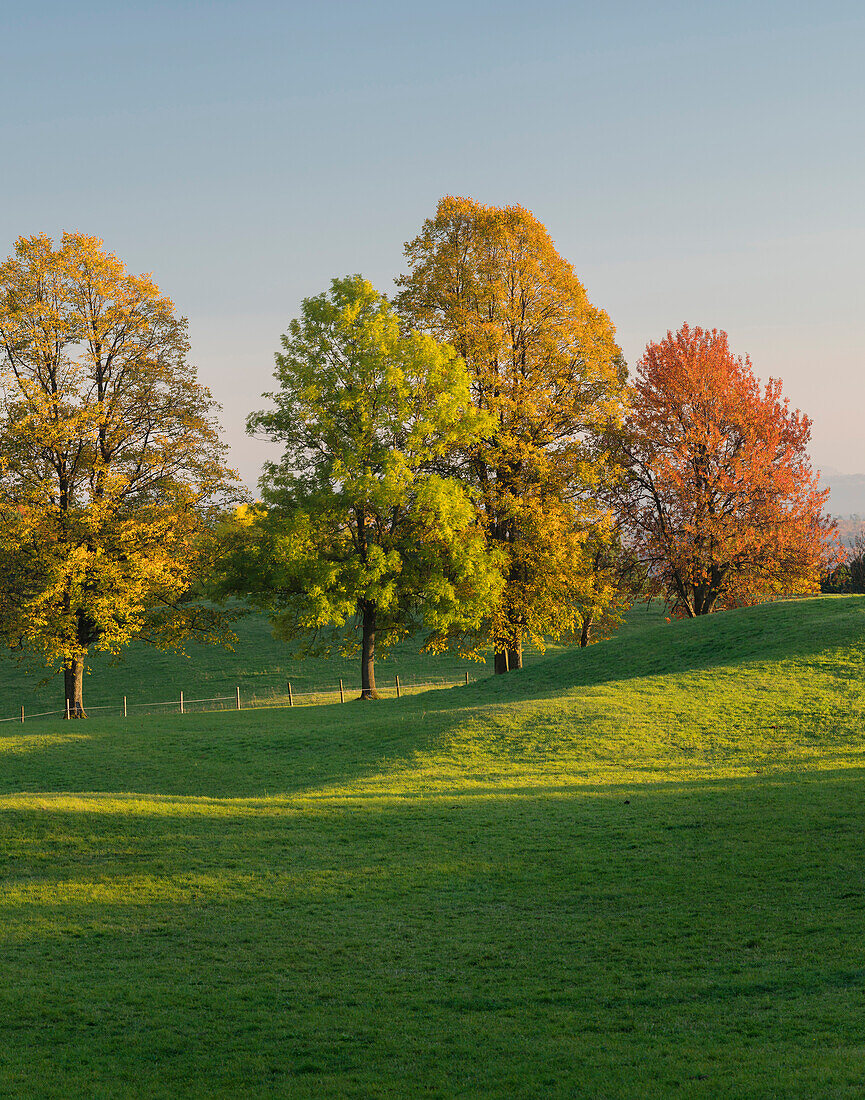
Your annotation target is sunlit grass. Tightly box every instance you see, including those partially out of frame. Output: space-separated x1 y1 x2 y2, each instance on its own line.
2 597 865 1096
0 733 90 756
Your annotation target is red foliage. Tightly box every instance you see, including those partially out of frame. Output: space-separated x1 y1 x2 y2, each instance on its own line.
616 324 841 616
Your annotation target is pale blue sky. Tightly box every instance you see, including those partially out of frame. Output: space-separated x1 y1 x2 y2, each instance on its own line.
2 0 863 486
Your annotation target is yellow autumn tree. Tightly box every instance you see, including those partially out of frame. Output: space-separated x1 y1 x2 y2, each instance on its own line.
397 197 630 670
0 233 239 716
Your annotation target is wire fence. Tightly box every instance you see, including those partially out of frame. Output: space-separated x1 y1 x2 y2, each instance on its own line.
0 672 475 724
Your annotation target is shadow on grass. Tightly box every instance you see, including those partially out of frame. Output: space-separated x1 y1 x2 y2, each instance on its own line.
4 601 865 1097
2 596 864 801
0 691 469 798
4 766 865 1097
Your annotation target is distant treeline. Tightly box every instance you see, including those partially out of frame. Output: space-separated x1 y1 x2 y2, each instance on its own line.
822 534 865 594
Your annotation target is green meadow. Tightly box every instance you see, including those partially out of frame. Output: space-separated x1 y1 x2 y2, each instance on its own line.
0 609 574 721
3 597 865 1097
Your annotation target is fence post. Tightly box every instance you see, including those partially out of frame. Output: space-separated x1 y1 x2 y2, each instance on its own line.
21 706 24 724
288 682 293 706
123 696 127 718
396 675 401 698
66 698 70 720
339 679 345 703
235 686 241 710
180 690 184 715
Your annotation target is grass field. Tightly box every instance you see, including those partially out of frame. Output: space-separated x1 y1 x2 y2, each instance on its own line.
3 597 865 1097
0 607 578 720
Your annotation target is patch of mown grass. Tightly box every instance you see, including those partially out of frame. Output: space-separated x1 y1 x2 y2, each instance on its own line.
0 602 611 719
2 597 865 1097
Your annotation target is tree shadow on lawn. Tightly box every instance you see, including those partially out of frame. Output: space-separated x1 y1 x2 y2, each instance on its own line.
0 682 760 801
2 764 863 944
4 765 865 1084
0 690 480 798
3 597 865 801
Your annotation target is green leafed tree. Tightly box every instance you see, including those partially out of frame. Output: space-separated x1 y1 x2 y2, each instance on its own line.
232 275 503 699
0 233 240 717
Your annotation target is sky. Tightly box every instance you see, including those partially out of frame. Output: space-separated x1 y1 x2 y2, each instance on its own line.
2 0 863 488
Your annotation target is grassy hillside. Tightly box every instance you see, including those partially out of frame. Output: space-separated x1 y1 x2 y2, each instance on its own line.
0 606 594 719
2 597 865 1097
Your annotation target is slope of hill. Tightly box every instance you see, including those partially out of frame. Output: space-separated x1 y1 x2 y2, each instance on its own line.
0 606 587 719
2 597 865 1097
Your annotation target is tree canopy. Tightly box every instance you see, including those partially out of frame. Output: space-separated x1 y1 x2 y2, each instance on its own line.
232 275 503 698
0 233 239 715
0 220 841 711
397 196 629 670
613 324 839 616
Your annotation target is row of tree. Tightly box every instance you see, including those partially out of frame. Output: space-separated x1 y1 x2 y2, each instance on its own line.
0 199 840 714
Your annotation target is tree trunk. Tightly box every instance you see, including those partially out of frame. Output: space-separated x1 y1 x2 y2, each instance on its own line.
702 581 723 615
494 640 523 673
64 657 86 718
580 613 593 648
692 585 721 615
671 571 696 617
360 602 379 700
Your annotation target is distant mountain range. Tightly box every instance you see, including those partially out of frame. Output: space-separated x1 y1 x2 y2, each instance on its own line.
819 468 865 517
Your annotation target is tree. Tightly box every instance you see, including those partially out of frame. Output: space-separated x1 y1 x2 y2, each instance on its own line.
397 196 628 671
235 276 503 699
613 324 839 616
822 533 865 593
0 233 239 716
573 520 646 647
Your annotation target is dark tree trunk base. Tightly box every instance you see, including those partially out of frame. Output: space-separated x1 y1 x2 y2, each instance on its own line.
507 645 523 671
360 602 378 701
494 640 523 673
64 658 87 719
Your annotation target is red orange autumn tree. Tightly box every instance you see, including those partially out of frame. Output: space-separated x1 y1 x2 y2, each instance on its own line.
614 324 839 616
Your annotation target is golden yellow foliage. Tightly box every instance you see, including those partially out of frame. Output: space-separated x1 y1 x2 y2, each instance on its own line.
397 197 630 665
0 233 239 714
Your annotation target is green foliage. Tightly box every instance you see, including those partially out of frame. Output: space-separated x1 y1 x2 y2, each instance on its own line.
3 598 865 1095
232 276 504 667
